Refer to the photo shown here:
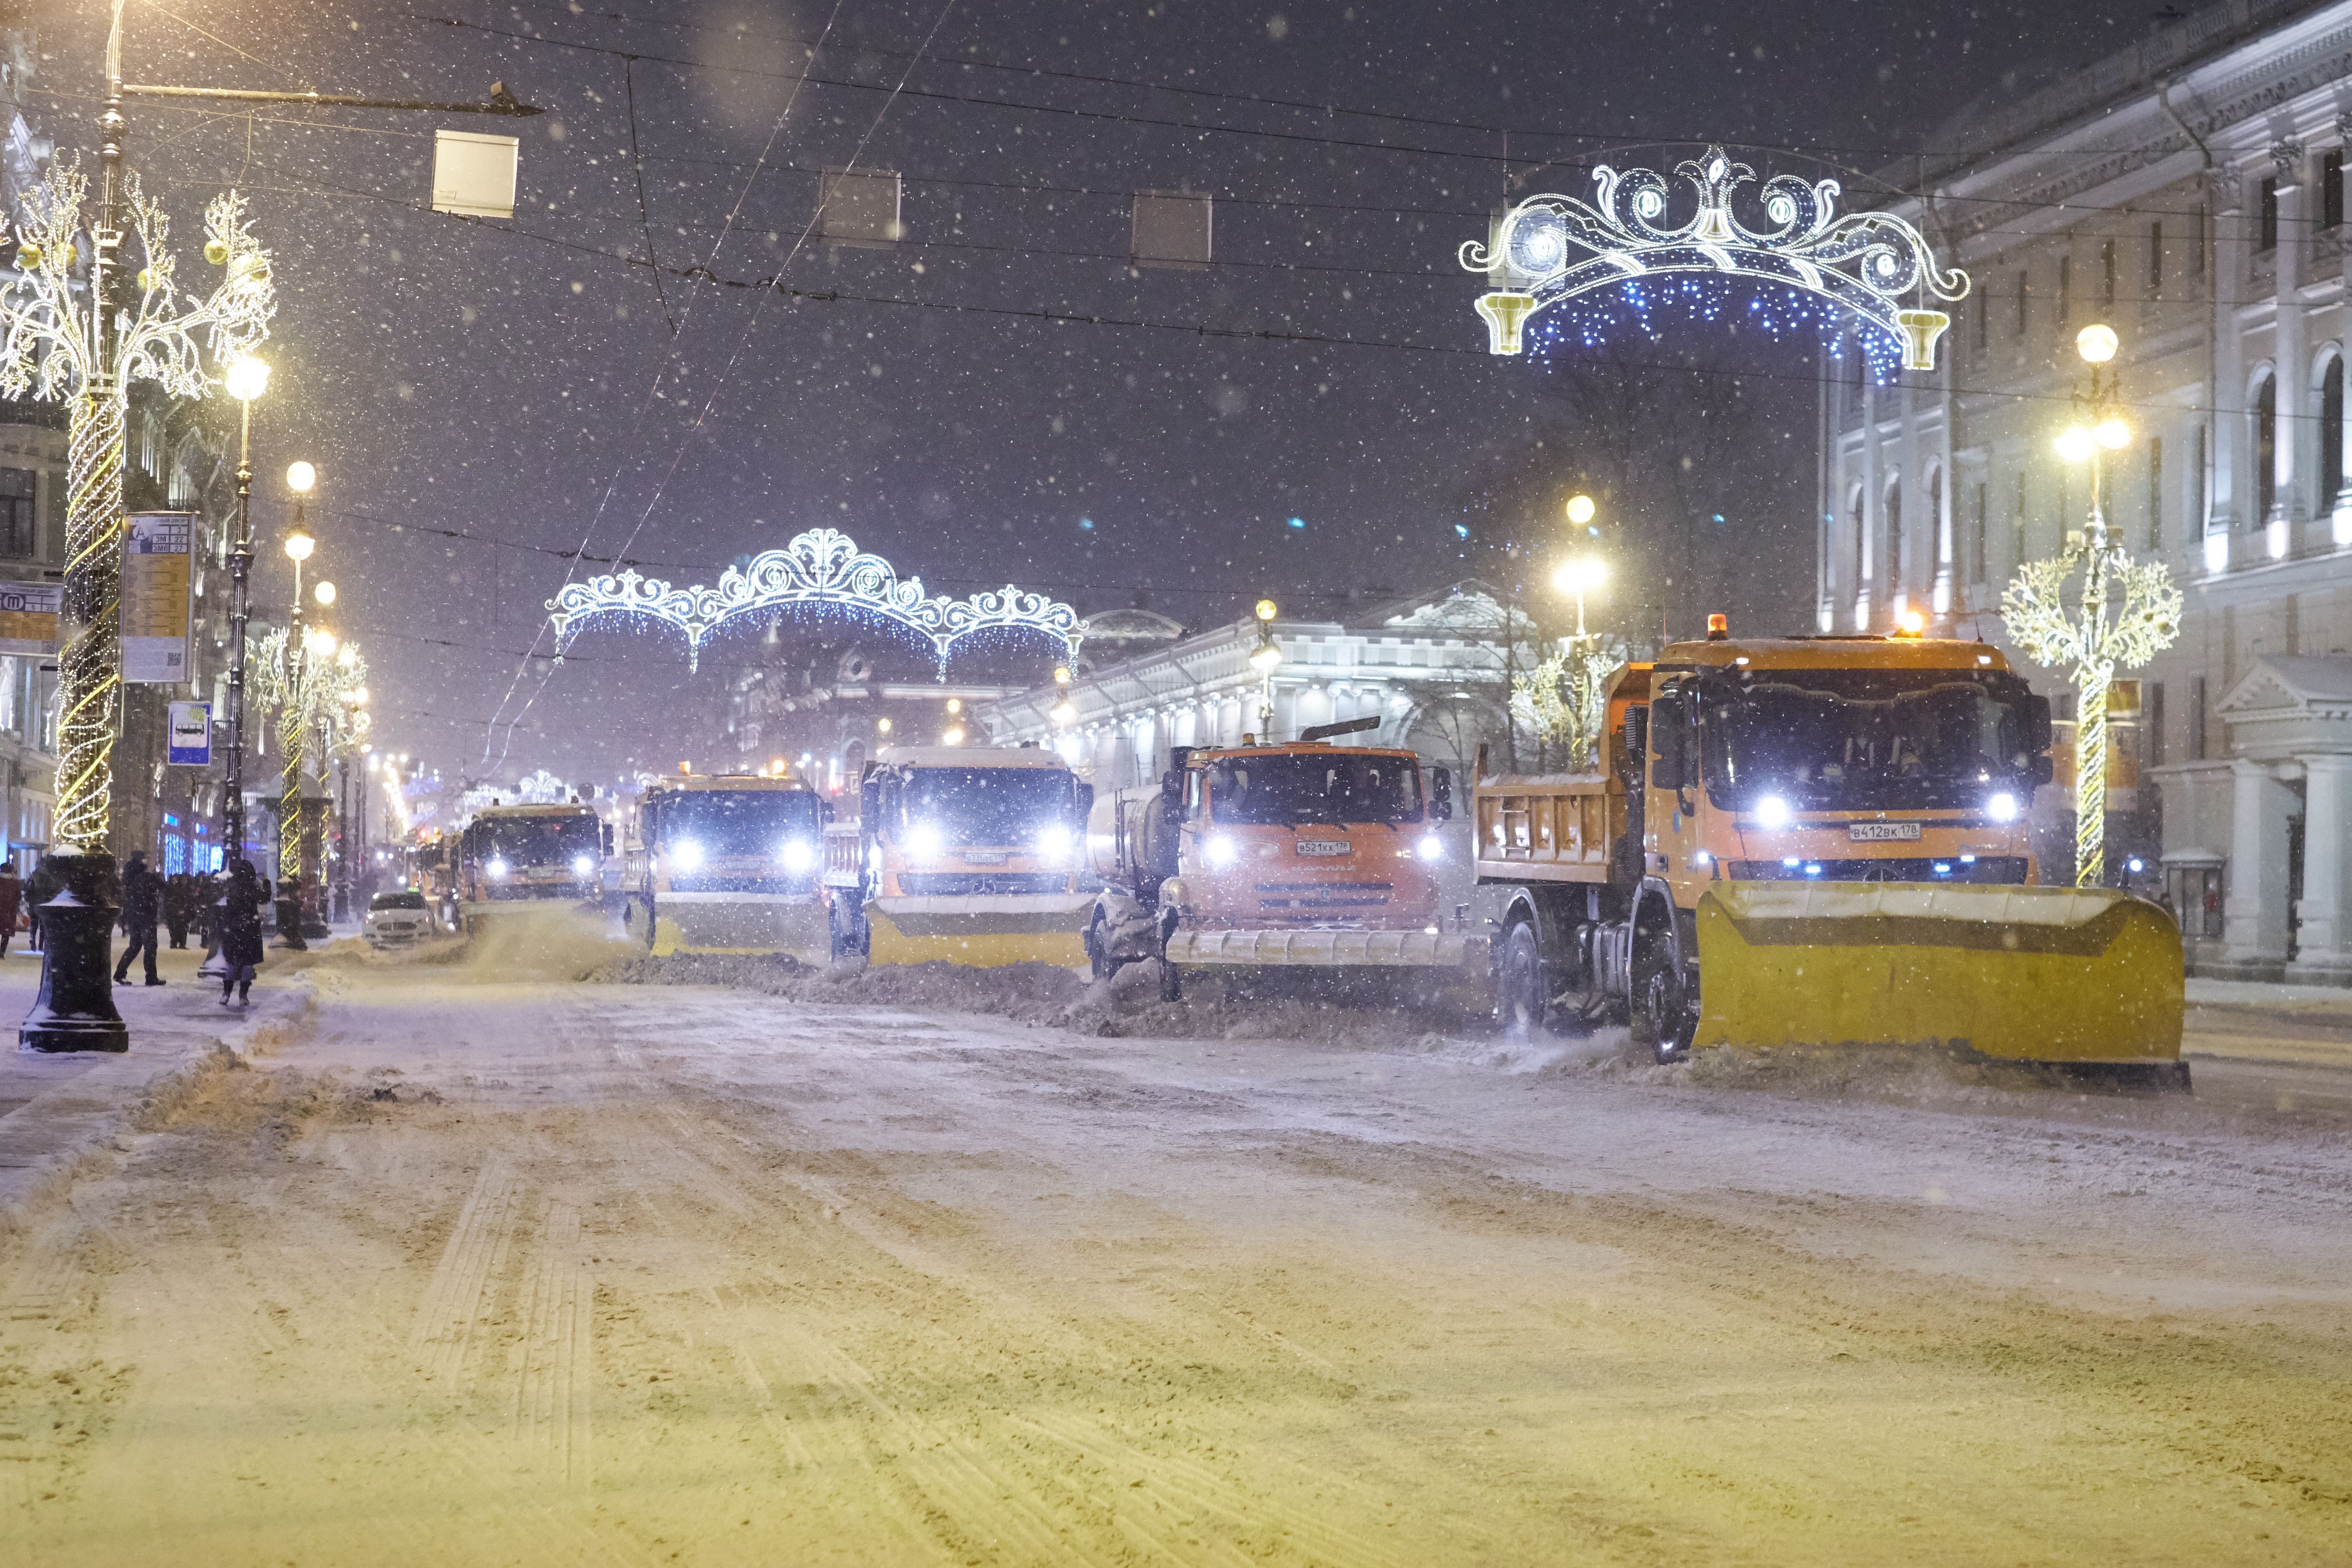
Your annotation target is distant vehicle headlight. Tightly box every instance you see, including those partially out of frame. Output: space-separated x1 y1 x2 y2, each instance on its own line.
1204 835 1238 867
672 839 705 871
1034 826 1071 862
904 823 944 859
485 857 511 879
1416 834 1444 860
572 854 594 875
779 839 815 872
1988 791 2019 823
1753 794 1791 828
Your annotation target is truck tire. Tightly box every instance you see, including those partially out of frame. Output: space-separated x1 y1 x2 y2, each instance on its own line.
1498 921 1546 1039
641 895 657 951
1087 916 1123 982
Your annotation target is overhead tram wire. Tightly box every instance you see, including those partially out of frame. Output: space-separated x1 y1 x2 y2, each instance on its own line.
25 80 2271 239
474 0 853 763
431 0 2182 170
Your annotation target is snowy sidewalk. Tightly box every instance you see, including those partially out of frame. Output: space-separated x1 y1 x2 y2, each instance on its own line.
2185 976 2352 1068
0 939 302 1223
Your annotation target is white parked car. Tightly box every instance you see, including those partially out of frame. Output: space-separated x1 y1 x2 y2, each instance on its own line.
364 889 436 948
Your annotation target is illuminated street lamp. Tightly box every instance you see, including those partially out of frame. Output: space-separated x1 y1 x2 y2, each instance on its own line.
2004 322 2182 886
1248 599 1283 732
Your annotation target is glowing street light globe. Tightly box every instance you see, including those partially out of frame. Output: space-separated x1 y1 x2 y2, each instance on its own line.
1249 640 1283 673
313 580 336 606
283 526 315 562
304 627 337 656
2094 416 2132 451
2053 427 2096 462
1552 557 1608 595
286 460 316 493
1565 494 1597 527
2075 323 2120 364
1254 599 1278 622
223 356 270 402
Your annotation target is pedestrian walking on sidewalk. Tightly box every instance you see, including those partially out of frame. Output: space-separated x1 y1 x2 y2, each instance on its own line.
218 858 270 1007
114 850 165 986
163 872 194 949
0 860 19 959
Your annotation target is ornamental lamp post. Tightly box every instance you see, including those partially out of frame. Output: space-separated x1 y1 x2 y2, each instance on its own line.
274 515 319 948
1248 600 1283 736
2001 322 2183 887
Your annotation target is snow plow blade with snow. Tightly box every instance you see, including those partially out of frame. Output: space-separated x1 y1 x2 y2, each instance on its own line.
1692 882 2186 1083
863 894 1094 969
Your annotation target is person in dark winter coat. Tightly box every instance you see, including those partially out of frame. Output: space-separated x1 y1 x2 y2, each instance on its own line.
163 872 195 948
115 849 164 985
218 858 271 1006
0 859 18 959
23 855 63 953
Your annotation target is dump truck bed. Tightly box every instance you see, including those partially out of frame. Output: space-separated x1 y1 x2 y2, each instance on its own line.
1472 771 1627 886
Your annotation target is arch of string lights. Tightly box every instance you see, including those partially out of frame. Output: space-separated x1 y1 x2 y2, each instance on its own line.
1461 146 1969 377
545 527 1084 673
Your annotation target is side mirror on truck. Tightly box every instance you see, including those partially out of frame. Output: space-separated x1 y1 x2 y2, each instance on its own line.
1429 766 1453 820
1074 781 1095 824
601 823 614 857
1649 689 1689 791
2024 693 2054 752
2032 754 2056 785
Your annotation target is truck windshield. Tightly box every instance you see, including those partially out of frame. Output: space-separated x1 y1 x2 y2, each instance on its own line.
659 791 820 856
893 768 1076 846
1208 752 1423 826
473 814 600 866
1697 667 2043 812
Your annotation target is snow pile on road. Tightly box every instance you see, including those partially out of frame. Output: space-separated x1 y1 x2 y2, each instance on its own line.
588 951 1493 1045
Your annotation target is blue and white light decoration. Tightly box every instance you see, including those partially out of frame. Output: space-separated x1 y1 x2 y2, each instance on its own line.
1461 147 1968 377
545 527 1085 674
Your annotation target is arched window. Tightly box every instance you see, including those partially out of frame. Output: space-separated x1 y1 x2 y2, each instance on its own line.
2323 353 2345 510
1926 467 1943 579
2256 372 2278 525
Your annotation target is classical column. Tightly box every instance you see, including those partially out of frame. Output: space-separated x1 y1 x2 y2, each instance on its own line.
1935 345 1957 612
1856 375 1879 630
2270 139 2307 552
2212 170 2249 547
1899 375 1921 619
2289 753 2352 984
2221 756 2295 979
2339 115 2352 538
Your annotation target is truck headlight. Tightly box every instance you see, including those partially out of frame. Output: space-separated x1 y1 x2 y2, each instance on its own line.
486 857 510 879
1416 834 1443 860
904 823 943 859
1988 791 2019 823
778 839 815 872
1034 826 1071 862
573 855 594 875
673 840 704 871
1753 794 1791 828
1204 835 1238 867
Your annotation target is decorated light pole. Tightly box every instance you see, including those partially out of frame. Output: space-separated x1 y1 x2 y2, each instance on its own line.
2000 324 2182 888
1248 600 1283 734
1516 552 1616 773
252 621 369 941
0 162 273 1048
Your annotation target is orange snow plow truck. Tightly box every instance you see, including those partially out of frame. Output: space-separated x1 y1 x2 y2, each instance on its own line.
1473 622 2187 1086
1085 717 1485 998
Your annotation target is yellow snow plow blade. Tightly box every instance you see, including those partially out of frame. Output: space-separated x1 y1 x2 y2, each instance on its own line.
866 895 1092 969
1695 882 2183 1067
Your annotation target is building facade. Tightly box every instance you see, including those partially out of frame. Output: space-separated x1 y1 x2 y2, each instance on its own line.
974 584 1520 789
1822 0 2352 980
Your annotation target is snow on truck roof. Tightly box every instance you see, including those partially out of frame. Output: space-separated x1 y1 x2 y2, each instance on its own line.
648 773 814 792
874 745 1073 770
472 801 596 817
1654 636 2019 673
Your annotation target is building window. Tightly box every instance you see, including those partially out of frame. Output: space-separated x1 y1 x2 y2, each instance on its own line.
2189 673 2208 759
2148 681 2166 768
2328 150 2345 231
2194 204 2207 275
2102 238 2117 308
2257 373 2278 523
2058 255 2072 323
2149 220 2163 290
2326 355 2346 511
2195 424 2208 531
2012 470 2026 569
1972 481 1988 585
0 469 33 559
2014 271 2029 340
2261 177 2280 253
2149 435 2163 552
1974 295 1988 352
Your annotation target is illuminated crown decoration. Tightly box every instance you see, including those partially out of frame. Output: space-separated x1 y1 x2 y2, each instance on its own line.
1460 146 1968 372
545 526 1084 673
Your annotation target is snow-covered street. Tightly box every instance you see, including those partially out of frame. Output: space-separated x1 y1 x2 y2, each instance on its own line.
4 939 2351 1565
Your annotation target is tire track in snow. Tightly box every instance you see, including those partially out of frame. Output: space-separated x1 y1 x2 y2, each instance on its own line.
407 1155 522 1385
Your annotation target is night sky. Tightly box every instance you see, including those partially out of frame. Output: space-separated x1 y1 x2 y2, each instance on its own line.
34 0 2149 787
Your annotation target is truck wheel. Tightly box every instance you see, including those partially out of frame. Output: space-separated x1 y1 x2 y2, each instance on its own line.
1498 921 1546 1039
1632 962 1694 1065
641 896 657 951
1087 917 1122 982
